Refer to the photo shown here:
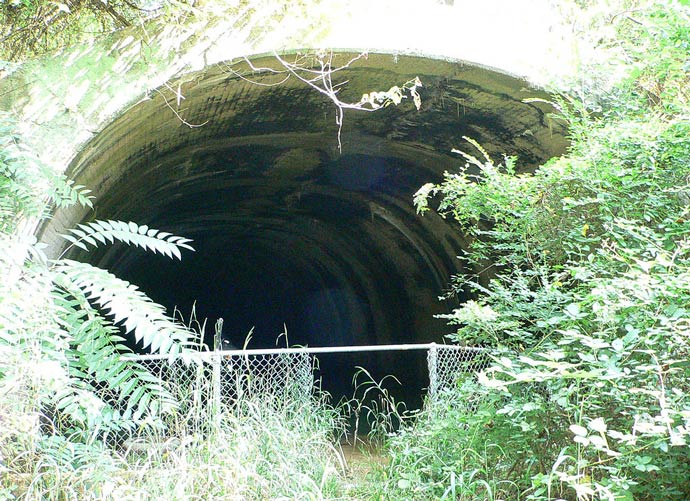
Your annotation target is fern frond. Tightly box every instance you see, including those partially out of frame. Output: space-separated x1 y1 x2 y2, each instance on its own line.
53 291 178 426
60 219 194 259
462 136 492 164
55 260 196 356
50 177 93 209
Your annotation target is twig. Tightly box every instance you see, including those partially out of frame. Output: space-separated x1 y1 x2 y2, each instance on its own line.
156 88 209 129
223 59 290 88
221 51 422 153
272 51 377 152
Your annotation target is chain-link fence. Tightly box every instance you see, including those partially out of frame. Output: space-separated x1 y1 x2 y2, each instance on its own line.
133 355 217 434
220 351 313 404
131 350 313 432
427 344 489 399
127 343 487 431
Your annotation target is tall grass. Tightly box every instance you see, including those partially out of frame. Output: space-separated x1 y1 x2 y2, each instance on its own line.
2 390 350 500
121 394 348 500
355 389 524 501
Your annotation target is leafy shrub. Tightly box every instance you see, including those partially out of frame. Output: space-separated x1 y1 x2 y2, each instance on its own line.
410 2 690 500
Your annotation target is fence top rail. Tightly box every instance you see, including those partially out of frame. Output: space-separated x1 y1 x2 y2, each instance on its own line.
124 343 486 361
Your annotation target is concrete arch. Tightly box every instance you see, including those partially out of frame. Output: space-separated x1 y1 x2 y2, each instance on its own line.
2 2 573 404
1 0 575 171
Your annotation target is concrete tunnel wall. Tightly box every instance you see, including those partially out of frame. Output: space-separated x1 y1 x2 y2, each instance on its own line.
0 1 577 404
35 51 568 405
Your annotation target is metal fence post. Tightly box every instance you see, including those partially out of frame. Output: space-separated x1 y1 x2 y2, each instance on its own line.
212 319 223 428
427 342 438 399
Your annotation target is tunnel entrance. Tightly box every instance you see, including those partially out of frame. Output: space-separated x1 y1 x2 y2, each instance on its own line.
39 52 567 407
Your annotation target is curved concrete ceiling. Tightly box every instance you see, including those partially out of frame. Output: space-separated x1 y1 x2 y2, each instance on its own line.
39 52 568 401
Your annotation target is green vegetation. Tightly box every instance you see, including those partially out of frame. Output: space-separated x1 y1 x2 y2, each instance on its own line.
405 3 690 500
0 109 210 495
0 0 149 60
6 394 348 500
0 0 218 61
1 0 690 500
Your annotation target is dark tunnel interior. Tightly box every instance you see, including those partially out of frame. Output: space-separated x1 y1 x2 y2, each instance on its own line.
74 148 468 408
39 52 568 409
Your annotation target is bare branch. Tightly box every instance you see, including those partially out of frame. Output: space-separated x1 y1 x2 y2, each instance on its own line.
222 50 423 153
156 87 209 129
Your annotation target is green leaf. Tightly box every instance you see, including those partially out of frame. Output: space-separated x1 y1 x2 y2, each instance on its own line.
570 424 588 437
55 260 195 355
60 219 194 259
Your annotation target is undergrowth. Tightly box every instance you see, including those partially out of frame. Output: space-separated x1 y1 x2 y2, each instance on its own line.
406 2 690 500
2 389 349 500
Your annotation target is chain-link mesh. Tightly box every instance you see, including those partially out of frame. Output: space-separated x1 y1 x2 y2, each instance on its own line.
220 352 313 405
427 345 489 399
133 357 214 434
126 344 488 435
131 351 313 434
